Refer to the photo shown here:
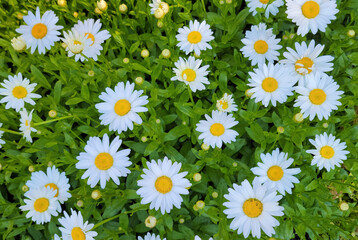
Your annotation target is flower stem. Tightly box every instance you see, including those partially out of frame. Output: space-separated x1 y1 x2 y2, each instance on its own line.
0 127 22 135
34 115 73 126
91 213 122 230
187 85 194 104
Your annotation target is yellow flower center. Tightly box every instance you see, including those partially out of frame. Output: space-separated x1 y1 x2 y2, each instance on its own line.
71 227 86 240
302 1 320 19
309 89 326 105
95 152 114 170
86 32 95 46
242 198 263 218
155 176 173 194
114 99 131 116
210 123 225 136
187 31 202 44
31 23 48 39
33 198 49 212
25 120 29 126
295 57 314 75
219 100 228 110
12 86 28 99
261 77 278 93
73 40 82 45
320 145 335 159
267 165 284 181
181 69 196 82
254 40 269 54
45 183 59 197
260 0 269 3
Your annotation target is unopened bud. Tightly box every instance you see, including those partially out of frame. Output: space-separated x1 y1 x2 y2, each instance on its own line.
193 173 202 182
22 185 29 192
123 58 129 64
11 36 26 51
141 49 150 58
157 20 164 28
245 89 253 98
73 12 79 18
339 202 349 211
145 216 157 228
212 191 218 198
94 7 103 15
77 200 84 207
119 4 128 13
58 0 67 7
28 165 35 172
88 70 95 77
232 162 238 167
16 12 24 20
47 161 53 167
97 0 108 11
196 200 205 209
293 113 304 123
201 143 209 151
277 126 284 134
154 8 165 19
322 122 328 128
155 119 161 124
161 49 171 58
179 218 185 224
135 76 144 85
91 190 102 200
141 136 148 142
159 2 169 14
48 110 57 118
347 30 355 38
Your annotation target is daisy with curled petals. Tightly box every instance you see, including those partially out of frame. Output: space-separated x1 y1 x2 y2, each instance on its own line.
0 123 5 148
19 108 37 143
280 40 334 85
176 19 214 56
196 110 239 148
223 178 284 239
62 29 93 62
216 93 238 113
247 63 295 107
149 0 169 15
294 72 343 121
95 81 149 134
241 23 282 66
26 166 71 204
137 157 191 214
286 0 339 36
58 209 98 240
76 133 131 189
138 233 166 240
246 0 284 18
19 187 61 224
171 56 210 92
15 7 63 54
307 132 349 171
0 73 41 112
72 19 111 61
251 148 301 195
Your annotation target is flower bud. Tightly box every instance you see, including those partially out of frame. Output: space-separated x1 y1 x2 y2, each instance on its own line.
154 8 165 19
141 136 148 142
179 218 185 224
347 30 355 38
22 185 29 192
123 58 130 64
193 173 202 182
135 76 144 85
161 49 171 58
73 12 79 18
141 49 150 58
159 2 169 14
77 200 84 207
48 110 57 118
157 20 164 28
145 216 157 228
97 0 108 11
232 162 238 167
58 0 67 7
322 122 328 128
201 143 209 151
16 12 24 20
196 200 205 209
245 89 253 98
11 36 26 51
277 126 284 134
94 7 103 15
91 189 102 200
28 165 35 172
47 161 53 167
293 113 304 123
212 191 218 198
119 4 128 13
339 202 349 211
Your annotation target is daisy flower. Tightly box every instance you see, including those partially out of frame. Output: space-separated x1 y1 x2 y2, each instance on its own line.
11 36 26 51
15 7 63 54
72 19 111 61
19 108 37 143
76 133 131 189
0 73 41 112
286 0 339 36
137 157 191 214
195 236 213 240
149 0 169 15
176 20 215 55
196 110 239 148
62 29 93 62
26 166 71 204
0 123 5 148
294 73 343 121
280 40 334 85
19 187 61 224
246 0 284 18
307 132 349 171
251 148 301 195
138 233 166 240
171 56 210 92
95 81 149 134
223 178 284 239
241 23 282 66
247 63 295 107
58 209 98 240
54 234 61 240
216 93 238 113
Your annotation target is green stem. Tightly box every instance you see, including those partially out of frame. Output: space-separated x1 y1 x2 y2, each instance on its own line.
201 0 207 13
187 85 194 104
0 127 22 135
34 115 73 126
268 133 280 151
91 213 122 230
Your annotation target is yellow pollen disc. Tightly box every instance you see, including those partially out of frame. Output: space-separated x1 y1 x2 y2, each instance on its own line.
31 23 48 39
73 40 82 45
155 176 173 194
242 198 263 218
295 57 314 75
320 145 335 159
71 227 86 240
45 183 59 197
95 152 114 170
86 32 95 46
114 99 131 116
210 123 225 136
25 120 29 126
309 89 326 105
302 1 320 19
187 31 202 44
33 198 49 212
261 77 278 92
12 86 28 99
260 0 269 3
181 69 197 82
267 165 284 181
254 40 269 54
220 100 228 110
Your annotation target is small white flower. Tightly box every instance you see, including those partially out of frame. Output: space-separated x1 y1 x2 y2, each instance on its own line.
0 123 5 148
11 36 26 51
246 0 284 18
216 93 238 112
62 29 93 62
138 233 166 240
19 108 37 143
149 0 169 15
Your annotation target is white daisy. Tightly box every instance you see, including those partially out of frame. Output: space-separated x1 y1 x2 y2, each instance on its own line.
280 40 334 85
54 234 61 240
149 0 169 15
11 36 26 51
196 110 239 148
294 72 343 121
246 0 284 18
72 19 111 61
216 93 238 113
95 81 149 134
286 0 339 36
62 29 93 62
19 187 61 224
137 157 191 214
26 166 71 204
19 108 37 143
247 63 295 107
194 236 213 240
15 7 63 54
223 178 284 239
138 233 166 240
251 148 301 195
171 56 210 92
0 123 5 148
307 132 349 171
58 209 98 240
0 73 41 112
241 23 282 66
76 133 131 189
176 19 215 55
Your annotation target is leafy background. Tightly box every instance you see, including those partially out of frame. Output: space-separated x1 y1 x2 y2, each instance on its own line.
0 0 357 239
